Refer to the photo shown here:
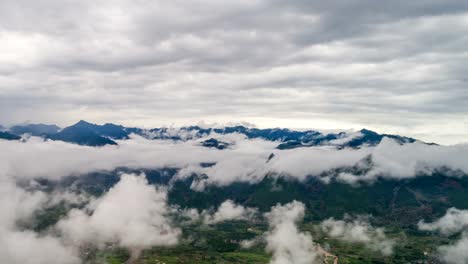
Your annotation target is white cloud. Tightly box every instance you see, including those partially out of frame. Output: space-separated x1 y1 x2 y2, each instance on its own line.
1 135 468 191
0 231 80 264
320 217 395 256
418 208 468 235
175 199 258 224
268 145 370 181
240 238 259 249
264 201 319 264
328 132 364 146
203 200 257 224
0 180 80 264
418 208 468 263
438 232 468 264
57 174 181 250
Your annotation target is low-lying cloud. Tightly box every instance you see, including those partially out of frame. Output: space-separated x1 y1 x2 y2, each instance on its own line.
438 232 468 264
264 201 319 264
57 174 180 250
1 135 468 190
418 208 468 264
0 180 80 264
320 216 395 256
177 199 258 224
418 208 468 235
203 200 258 224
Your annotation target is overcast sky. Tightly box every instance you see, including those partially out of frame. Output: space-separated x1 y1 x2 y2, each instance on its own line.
0 0 467 144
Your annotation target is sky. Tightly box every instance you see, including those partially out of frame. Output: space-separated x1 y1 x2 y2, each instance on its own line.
0 0 467 145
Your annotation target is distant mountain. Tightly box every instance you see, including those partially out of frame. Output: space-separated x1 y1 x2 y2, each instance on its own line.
0 131 21 140
200 138 231 150
48 121 118 146
277 129 420 149
70 120 130 140
145 126 422 149
20 120 425 148
348 129 417 147
9 124 60 136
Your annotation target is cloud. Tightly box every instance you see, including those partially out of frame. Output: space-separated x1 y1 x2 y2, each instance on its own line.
438 232 468 264
320 216 395 256
268 144 370 181
328 131 364 146
57 174 181 250
0 180 80 264
176 199 258 224
0 0 467 144
0 231 80 264
0 134 277 182
269 138 468 184
2 135 468 190
418 208 468 263
240 238 260 249
264 201 319 264
203 200 258 224
418 208 468 235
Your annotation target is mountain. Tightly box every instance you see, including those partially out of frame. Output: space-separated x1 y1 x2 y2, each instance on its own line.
45 165 468 228
200 138 231 150
184 127 422 149
276 129 421 149
48 121 118 146
0 131 21 140
347 129 417 147
9 124 60 136
143 125 422 149
69 120 130 139
29 120 426 148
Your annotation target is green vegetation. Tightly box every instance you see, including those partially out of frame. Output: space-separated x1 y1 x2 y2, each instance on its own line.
30 169 468 263
87 221 449 264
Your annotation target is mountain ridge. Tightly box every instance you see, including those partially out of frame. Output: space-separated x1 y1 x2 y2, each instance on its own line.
2 120 430 148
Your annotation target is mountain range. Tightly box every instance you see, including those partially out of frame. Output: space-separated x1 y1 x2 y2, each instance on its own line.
0 120 428 148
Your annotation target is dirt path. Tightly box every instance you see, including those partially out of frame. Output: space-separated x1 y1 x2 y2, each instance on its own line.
317 245 338 264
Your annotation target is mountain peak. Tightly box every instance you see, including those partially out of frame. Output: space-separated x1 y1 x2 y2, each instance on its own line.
9 123 60 136
0 131 21 140
75 120 94 126
359 128 378 135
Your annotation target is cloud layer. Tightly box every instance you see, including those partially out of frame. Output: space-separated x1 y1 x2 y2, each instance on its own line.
0 0 467 144
1 135 468 188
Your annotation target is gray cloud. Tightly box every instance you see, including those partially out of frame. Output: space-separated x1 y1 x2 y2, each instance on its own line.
0 0 467 144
